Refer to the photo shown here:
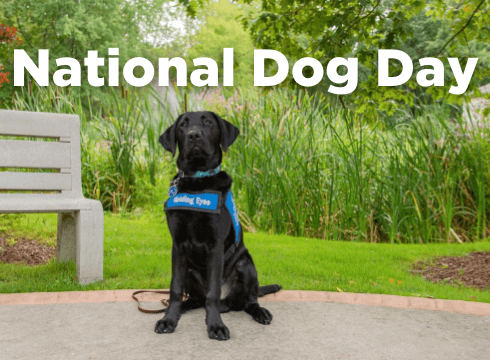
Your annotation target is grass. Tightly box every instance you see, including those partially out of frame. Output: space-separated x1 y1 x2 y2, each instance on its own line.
1 213 490 303
211 89 489 242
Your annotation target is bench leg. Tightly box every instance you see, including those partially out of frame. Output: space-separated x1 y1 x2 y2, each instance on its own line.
75 202 104 285
57 212 77 262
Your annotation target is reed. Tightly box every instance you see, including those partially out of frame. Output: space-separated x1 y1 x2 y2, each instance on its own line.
203 88 489 243
11 85 490 242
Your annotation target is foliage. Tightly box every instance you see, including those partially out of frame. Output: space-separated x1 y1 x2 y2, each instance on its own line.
178 0 490 117
185 0 255 89
141 1 200 49
0 23 21 87
428 0 490 54
0 23 20 44
10 83 490 243
202 87 489 243
365 8 490 119
0 0 166 106
462 124 490 220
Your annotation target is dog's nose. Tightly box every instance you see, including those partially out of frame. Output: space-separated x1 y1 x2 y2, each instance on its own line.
187 131 202 142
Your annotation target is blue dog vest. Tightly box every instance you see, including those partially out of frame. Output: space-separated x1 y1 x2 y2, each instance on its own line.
165 190 241 244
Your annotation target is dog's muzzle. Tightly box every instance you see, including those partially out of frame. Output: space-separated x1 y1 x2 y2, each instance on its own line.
187 127 202 142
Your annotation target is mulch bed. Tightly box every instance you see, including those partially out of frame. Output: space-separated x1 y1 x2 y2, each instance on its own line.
411 252 490 291
0 236 56 265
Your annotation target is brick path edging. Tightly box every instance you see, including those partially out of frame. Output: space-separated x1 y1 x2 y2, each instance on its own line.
1 290 489 316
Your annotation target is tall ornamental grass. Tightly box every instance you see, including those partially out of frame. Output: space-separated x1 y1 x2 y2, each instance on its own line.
203 88 489 243
10 85 490 243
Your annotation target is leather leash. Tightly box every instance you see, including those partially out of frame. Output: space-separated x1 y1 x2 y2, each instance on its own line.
132 290 188 314
132 290 170 314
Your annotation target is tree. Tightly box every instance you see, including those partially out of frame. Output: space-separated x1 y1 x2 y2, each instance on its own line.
185 0 255 89
0 0 166 106
179 0 490 118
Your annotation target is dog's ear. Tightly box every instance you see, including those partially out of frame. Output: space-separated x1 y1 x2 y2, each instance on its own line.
159 115 182 157
211 112 240 152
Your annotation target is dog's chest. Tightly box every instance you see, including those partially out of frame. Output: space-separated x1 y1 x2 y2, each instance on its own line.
168 214 223 263
188 268 232 299
221 282 231 299
168 206 229 242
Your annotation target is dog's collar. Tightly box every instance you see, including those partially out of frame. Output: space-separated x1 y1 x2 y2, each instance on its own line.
178 165 221 179
168 165 221 198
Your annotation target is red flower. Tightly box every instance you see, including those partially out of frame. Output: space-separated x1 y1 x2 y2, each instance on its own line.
0 72 11 86
0 24 21 45
0 24 21 86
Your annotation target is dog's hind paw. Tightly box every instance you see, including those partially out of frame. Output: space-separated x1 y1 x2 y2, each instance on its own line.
252 306 273 325
219 301 231 313
207 323 230 341
155 318 178 334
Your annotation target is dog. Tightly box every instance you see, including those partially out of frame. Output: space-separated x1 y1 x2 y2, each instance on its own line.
156 111 281 340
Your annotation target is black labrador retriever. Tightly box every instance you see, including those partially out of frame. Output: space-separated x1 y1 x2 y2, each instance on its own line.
156 111 281 340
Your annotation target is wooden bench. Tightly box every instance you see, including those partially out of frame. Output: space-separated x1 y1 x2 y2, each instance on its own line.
0 109 104 285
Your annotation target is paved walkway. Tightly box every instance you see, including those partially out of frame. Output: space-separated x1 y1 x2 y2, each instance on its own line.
1 290 490 360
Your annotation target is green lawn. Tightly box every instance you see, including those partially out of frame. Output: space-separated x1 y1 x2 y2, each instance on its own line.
1 213 490 303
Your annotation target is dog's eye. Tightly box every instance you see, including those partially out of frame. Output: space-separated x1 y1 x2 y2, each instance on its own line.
204 119 212 125
180 122 188 127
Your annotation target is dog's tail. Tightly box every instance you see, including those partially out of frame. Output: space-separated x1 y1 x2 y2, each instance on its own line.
258 284 282 297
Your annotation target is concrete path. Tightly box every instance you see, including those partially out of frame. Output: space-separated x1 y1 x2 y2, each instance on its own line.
1 290 490 360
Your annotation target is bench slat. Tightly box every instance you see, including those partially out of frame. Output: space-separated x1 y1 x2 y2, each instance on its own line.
0 139 71 169
0 110 72 138
0 172 72 191
0 196 93 212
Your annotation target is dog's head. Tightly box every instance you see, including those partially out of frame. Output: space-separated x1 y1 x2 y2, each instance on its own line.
159 111 239 173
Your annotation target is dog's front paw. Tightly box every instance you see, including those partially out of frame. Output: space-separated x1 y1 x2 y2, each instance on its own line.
252 306 273 325
155 317 178 334
207 322 230 341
